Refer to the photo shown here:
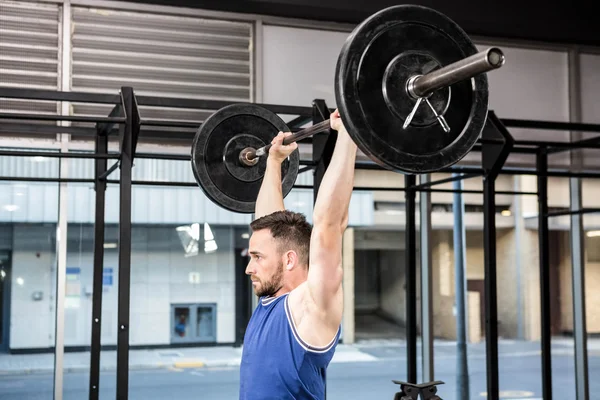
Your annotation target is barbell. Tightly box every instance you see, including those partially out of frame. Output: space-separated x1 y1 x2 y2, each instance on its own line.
191 4 505 213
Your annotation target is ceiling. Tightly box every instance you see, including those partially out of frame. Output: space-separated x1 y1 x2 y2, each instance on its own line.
117 0 598 48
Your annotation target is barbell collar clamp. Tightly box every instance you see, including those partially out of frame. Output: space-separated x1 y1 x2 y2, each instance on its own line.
239 147 259 166
408 47 505 99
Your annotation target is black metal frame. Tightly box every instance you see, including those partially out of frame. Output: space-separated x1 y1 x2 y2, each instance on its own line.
1 87 598 400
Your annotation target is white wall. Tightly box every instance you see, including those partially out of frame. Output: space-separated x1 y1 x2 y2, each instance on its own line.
9 224 57 349
9 223 237 350
580 53 600 169
262 25 349 110
458 44 571 168
261 25 572 171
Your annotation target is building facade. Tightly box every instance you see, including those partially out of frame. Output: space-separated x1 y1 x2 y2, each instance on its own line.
0 0 599 357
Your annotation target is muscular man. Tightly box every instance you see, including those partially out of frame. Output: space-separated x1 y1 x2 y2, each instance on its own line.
239 109 357 400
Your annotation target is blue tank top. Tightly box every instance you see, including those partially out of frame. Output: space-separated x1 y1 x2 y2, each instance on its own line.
239 293 340 400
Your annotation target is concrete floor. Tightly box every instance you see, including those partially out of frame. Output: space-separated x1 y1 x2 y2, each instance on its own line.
2 340 599 400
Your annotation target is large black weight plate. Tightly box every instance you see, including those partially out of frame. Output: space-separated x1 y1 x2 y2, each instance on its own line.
335 4 488 174
191 104 299 213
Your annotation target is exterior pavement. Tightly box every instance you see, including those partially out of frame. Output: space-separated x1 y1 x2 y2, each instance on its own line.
0 342 377 375
0 337 598 375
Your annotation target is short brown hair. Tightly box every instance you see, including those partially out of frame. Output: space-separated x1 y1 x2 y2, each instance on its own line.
249 210 312 267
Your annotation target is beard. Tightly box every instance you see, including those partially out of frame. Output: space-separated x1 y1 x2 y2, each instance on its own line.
254 261 284 297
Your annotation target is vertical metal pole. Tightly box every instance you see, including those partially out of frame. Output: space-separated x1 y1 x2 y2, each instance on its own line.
569 177 589 400
89 133 108 400
53 144 68 400
405 174 417 383
54 3 72 399
513 176 524 340
453 175 470 400
419 174 434 383
483 175 499 400
568 48 589 400
116 88 135 400
536 147 553 400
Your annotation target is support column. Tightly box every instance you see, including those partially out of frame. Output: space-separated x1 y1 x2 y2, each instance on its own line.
569 177 589 400
88 123 111 400
53 139 68 400
54 3 72 399
483 175 499 400
405 174 417 383
536 148 553 400
568 48 590 400
116 87 139 400
419 174 433 383
453 176 469 400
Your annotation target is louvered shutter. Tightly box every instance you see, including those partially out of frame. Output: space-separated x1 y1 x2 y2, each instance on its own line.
0 0 60 127
70 6 253 140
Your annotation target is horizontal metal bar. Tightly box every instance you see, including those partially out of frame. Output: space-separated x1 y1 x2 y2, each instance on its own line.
516 139 600 149
418 188 538 196
0 87 120 104
442 166 600 179
292 184 536 195
411 173 481 189
0 122 107 137
0 174 538 196
0 150 120 159
0 122 197 140
134 153 191 160
107 180 198 187
501 118 600 133
141 119 201 128
472 143 538 154
0 112 125 124
136 96 313 116
546 208 600 217
2 88 600 134
298 165 314 174
0 88 315 117
0 177 97 183
548 135 600 154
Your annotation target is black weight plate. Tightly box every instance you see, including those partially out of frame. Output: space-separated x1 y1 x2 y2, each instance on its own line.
335 4 488 174
191 104 299 213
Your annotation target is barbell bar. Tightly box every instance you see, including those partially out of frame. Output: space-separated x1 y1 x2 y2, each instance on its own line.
191 4 506 213
240 47 505 167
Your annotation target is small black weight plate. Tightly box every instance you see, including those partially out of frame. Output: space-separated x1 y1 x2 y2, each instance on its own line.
335 4 488 174
191 104 299 213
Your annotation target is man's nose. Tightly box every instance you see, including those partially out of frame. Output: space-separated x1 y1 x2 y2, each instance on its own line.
245 261 254 275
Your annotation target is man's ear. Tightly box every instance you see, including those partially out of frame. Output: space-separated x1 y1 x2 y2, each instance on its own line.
284 251 297 270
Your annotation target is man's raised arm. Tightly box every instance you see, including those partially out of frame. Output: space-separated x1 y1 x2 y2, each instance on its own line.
254 132 298 219
307 110 357 311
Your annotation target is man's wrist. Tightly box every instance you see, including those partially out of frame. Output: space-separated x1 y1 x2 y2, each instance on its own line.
267 155 284 165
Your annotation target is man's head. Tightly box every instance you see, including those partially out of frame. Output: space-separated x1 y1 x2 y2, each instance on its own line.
245 210 312 297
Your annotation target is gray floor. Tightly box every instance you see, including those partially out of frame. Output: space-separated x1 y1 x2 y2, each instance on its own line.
2 339 598 400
